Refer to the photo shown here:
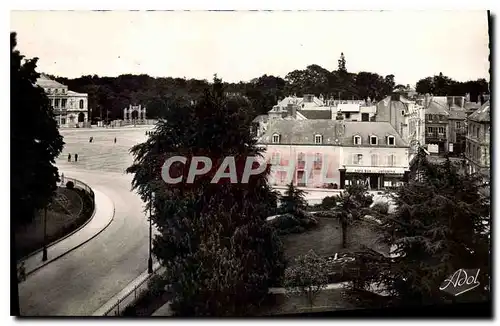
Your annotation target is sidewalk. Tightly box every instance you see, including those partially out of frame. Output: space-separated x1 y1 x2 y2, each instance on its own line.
22 188 115 277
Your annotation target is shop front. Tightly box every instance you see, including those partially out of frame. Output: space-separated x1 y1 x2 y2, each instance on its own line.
339 166 409 190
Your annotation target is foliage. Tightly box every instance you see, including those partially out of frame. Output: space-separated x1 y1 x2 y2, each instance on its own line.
269 211 319 235
148 273 168 297
415 72 489 101
280 182 308 214
284 250 329 306
65 181 75 190
321 195 339 210
371 202 389 215
126 76 285 316
11 32 65 227
347 152 491 306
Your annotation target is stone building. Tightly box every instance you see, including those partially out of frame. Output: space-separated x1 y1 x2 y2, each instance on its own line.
465 100 490 180
36 74 88 127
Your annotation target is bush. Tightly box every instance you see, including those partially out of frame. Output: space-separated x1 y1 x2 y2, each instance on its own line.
371 202 389 215
321 195 339 210
284 250 329 306
65 181 75 189
148 273 167 297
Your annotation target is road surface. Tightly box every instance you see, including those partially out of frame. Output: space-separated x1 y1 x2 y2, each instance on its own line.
18 127 156 316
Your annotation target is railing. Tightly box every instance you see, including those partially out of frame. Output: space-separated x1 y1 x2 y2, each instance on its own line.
61 177 95 203
102 266 163 316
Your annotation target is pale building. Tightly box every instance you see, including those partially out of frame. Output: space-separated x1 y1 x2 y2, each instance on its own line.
465 100 490 179
36 74 89 127
258 119 410 189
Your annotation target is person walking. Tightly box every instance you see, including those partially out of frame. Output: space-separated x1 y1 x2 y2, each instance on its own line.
61 173 65 185
114 137 117 144
74 153 78 162
89 136 93 143
67 153 71 162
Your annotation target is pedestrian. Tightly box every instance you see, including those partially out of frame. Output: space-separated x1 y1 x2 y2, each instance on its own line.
89 136 93 143
61 173 65 185
67 153 71 162
18 261 26 282
75 153 78 162
114 137 117 144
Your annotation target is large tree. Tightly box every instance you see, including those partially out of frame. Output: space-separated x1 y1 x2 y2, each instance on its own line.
126 76 284 316
348 150 490 306
11 32 65 227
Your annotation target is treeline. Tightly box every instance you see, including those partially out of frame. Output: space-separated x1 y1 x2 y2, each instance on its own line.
49 54 489 121
415 72 489 101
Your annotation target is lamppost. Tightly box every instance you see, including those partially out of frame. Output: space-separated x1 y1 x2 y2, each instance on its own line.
42 205 48 262
148 191 155 274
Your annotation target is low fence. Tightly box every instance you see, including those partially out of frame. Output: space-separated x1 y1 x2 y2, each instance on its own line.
102 266 163 316
61 176 95 203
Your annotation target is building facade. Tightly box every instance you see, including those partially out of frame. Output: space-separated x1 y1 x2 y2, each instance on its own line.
36 74 89 127
258 120 409 189
423 96 449 154
465 101 490 179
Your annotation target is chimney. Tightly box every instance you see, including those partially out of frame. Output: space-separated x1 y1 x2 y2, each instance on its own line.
287 103 297 119
447 96 453 108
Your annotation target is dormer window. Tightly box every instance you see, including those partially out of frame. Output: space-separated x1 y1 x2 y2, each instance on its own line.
387 135 395 146
314 134 323 144
370 136 378 145
353 135 361 145
272 134 281 144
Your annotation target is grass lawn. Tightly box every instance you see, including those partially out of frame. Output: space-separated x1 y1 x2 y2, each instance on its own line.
15 187 91 259
280 217 388 261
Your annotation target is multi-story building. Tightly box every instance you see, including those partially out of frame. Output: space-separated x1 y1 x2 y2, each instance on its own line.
258 119 409 189
446 96 467 155
36 74 89 127
465 100 490 180
423 96 449 154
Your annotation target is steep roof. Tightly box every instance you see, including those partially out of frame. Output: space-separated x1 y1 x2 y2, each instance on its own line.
468 100 490 123
67 90 88 96
259 120 407 147
252 114 269 123
448 108 467 120
300 110 332 119
426 97 449 115
35 74 67 88
342 121 407 147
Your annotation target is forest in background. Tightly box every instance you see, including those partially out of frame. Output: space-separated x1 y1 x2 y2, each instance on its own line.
47 53 489 121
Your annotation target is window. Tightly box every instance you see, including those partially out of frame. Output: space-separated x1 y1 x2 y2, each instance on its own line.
401 110 405 116
476 147 481 161
427 114 433 121
456 121 462 129
297 152 305 168
61 118 66 125
61 99 67 108
370 136 378 145
387 136 395 146
476 126 480 138
345 112 351 119
361 113 369 121
79 100 84 109
353 154 363 165
371 154 378 166
272 134 281 144
314 134 323 144
54 99 60 108
438 127 445 134
387 154 395 166
353 135 361 145
271 152 280 165
314 153 322 169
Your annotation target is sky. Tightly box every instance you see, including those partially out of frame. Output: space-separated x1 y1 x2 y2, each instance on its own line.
10 10 490 86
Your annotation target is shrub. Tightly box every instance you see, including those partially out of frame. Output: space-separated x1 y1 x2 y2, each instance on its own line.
148 273 167 297
284 250 329 306
371 202 389 215
65 181 75 189
321 195 339 210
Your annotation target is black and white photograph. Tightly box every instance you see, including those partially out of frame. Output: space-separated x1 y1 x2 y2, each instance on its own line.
9 8 492 318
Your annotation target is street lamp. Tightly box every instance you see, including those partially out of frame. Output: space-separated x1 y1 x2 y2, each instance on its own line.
148 191 155 274
42 205 48 262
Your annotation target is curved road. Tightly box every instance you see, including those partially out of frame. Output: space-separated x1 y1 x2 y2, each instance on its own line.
19 127 156 316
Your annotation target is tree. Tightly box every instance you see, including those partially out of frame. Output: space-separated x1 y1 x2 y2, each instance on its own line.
126 76 285 316
280 182 308 214
11 32 64 227
348 153 490 306
338 52 347 73
284 250 329 308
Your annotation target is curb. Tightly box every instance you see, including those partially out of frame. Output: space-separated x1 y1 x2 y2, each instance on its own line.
92 262 163 316
20 187 97 262
24 193 116 277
